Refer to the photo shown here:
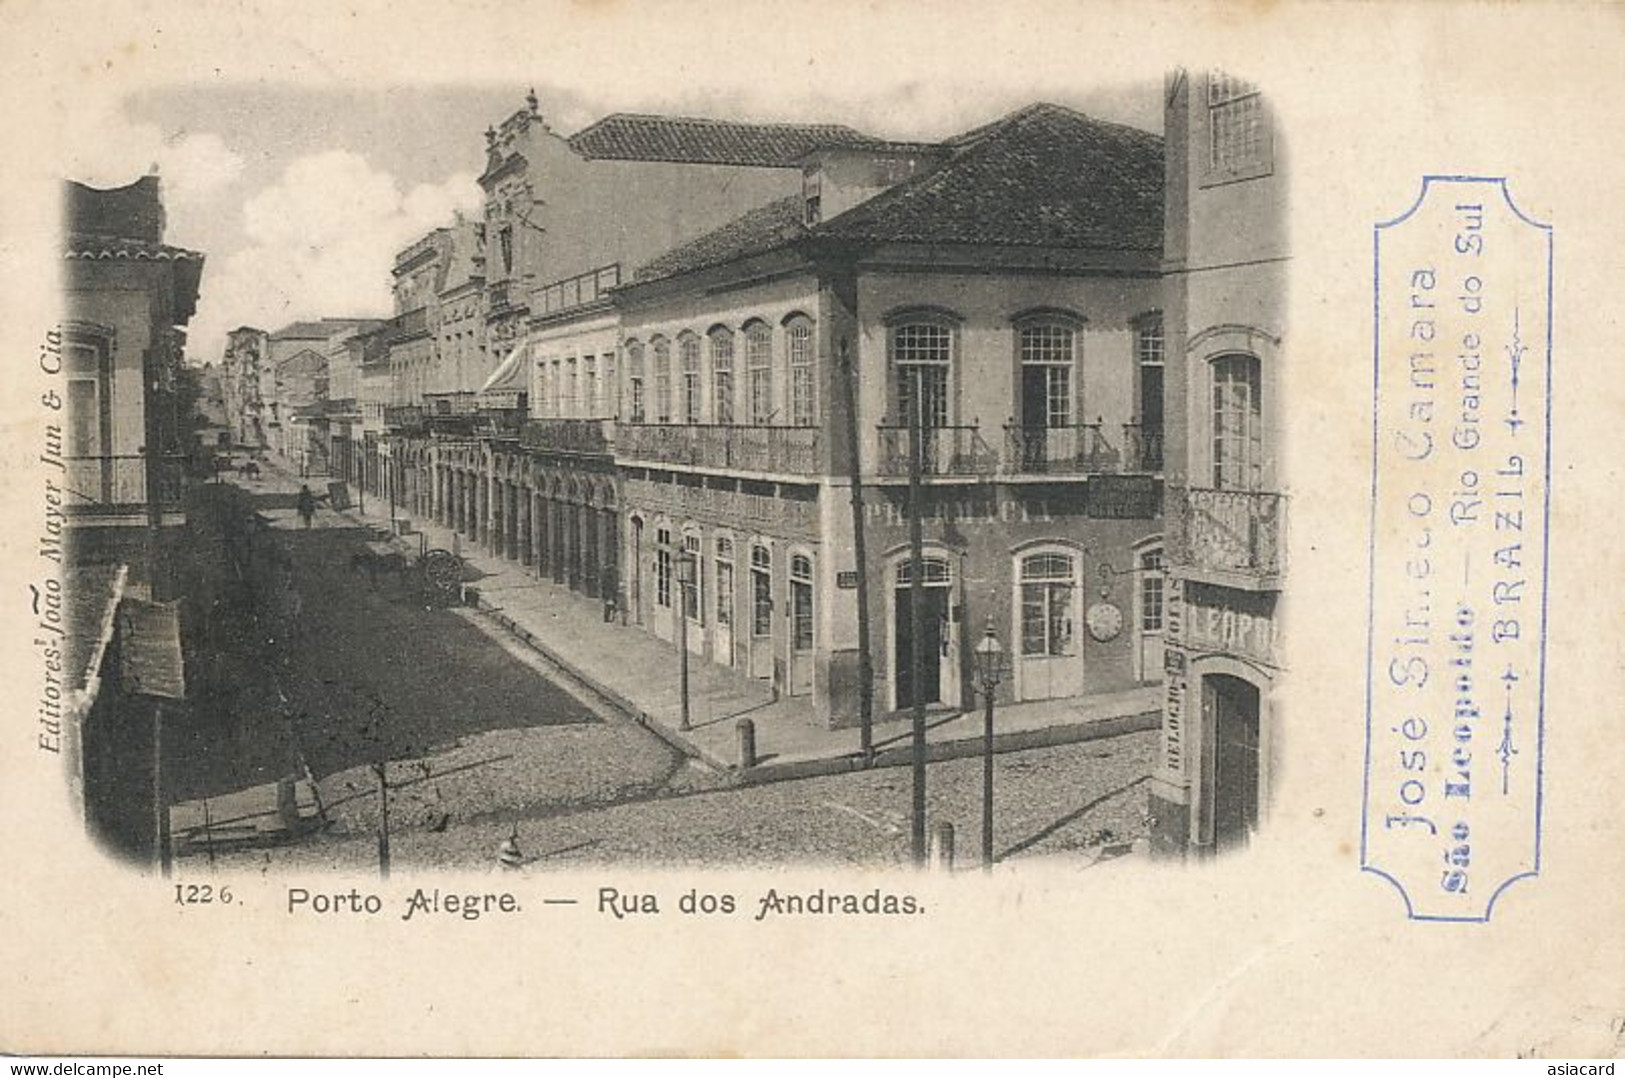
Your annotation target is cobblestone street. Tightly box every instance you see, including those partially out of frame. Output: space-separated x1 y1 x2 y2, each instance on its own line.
186 729 1155 872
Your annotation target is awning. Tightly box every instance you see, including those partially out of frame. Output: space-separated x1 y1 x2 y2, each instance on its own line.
479 343 530 394
118 598 186 701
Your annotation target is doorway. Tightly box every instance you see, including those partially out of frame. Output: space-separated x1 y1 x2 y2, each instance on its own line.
892 554 955 710
1204 673 1261 852
1015 550 1082 701
789 553 814 697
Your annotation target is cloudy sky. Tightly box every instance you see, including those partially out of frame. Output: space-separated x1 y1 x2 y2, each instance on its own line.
61 79 1159 363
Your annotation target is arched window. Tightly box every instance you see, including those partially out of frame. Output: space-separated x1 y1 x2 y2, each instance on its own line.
655 523 673 609
790 553 814 651
710 327 735 425
890 321 953 428
714 535 735 639
750 544 773 637
1134 314 1165 471
786 315 815 427
678 332 702 424
625 341 646 423
1212 353 1262 489
683 529 704 624
1138 545 1164 633
745 321 773 425
651 336 672 424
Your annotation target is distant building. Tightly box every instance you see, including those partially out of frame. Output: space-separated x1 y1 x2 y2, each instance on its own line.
221 326 270 448
419 94 881 588
1150 71 1289 857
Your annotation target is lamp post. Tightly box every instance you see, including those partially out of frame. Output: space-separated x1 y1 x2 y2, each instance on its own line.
973 616 1004 871
677 550 696 731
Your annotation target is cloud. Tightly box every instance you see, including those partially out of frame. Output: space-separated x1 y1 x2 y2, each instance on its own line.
186 151 482 359
60 102 245 223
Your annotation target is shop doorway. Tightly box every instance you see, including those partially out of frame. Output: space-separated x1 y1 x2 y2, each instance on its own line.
1204 674 1261 852
893 555 956 710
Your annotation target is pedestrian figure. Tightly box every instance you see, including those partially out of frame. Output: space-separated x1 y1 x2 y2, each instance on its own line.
296 484 316 529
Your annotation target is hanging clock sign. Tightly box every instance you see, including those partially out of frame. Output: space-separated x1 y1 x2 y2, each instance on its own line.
1086 602 1124 642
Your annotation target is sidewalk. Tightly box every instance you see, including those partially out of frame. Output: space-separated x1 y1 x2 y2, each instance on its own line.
300 462 1161 785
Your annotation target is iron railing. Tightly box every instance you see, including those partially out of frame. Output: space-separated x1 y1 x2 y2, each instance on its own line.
62 455 185 511
535 264 621 317
384 405 425 432
1179 487 1287 578
424 391 477 417
522 417 615 456
617 423 821 474
1121 423 1164 473
1001 422 1165 476
875 424 997 477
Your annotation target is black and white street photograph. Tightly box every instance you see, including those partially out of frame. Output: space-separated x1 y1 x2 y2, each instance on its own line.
54 70 1286 876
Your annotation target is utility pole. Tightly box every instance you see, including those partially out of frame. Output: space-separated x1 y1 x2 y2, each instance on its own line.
838 338 874 758
909 385 927 866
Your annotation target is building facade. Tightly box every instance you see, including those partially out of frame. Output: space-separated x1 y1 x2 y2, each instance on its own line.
60 175 205 583
1150 71 1289 858
220 326 269 449
612 104 1167 725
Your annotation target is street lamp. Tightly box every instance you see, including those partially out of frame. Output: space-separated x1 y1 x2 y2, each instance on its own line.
973 616 1005 871
676 550 697 731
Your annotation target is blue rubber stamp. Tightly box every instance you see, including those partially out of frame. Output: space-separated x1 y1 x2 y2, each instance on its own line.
1364 176 1552 922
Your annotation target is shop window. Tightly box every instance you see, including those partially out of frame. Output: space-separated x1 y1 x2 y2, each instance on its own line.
1019 552 1076 657
715 537 735 630
1139 547 1164 632
751 544 773 637
790 554 814 650
684 531 704 624
655 525 673 609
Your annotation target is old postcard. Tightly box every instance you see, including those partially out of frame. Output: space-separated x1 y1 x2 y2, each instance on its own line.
1 0 1621 1059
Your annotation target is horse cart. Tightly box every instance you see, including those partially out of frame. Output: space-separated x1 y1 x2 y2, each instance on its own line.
351 536 466 606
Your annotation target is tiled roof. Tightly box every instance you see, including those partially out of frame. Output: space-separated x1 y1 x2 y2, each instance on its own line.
633 196 808 283
270 318 377 340
63 239 203 262
627 103 1162 287
568 114 871 167
815 103 1163 250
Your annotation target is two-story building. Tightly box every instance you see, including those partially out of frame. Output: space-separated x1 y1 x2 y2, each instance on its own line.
1150 71 1289 858
61 175 205 583
611 103 1167 725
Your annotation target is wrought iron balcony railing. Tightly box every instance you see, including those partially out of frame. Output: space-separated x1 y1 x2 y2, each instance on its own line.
62 455 186 513
384 405 425 432
521 417 615 456
1121 423 1164 474
1178 487 1287 580
1001 422 1165 476
875 424 997 478
617 422 820 474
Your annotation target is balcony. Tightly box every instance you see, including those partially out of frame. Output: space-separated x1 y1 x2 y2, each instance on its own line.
534 264 620 318
875 424 997 478
522 417 614 457
384 405 425 432
617 423 820 475
62 455 185 515
1001 422 1165 477
1177 487 1287 588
